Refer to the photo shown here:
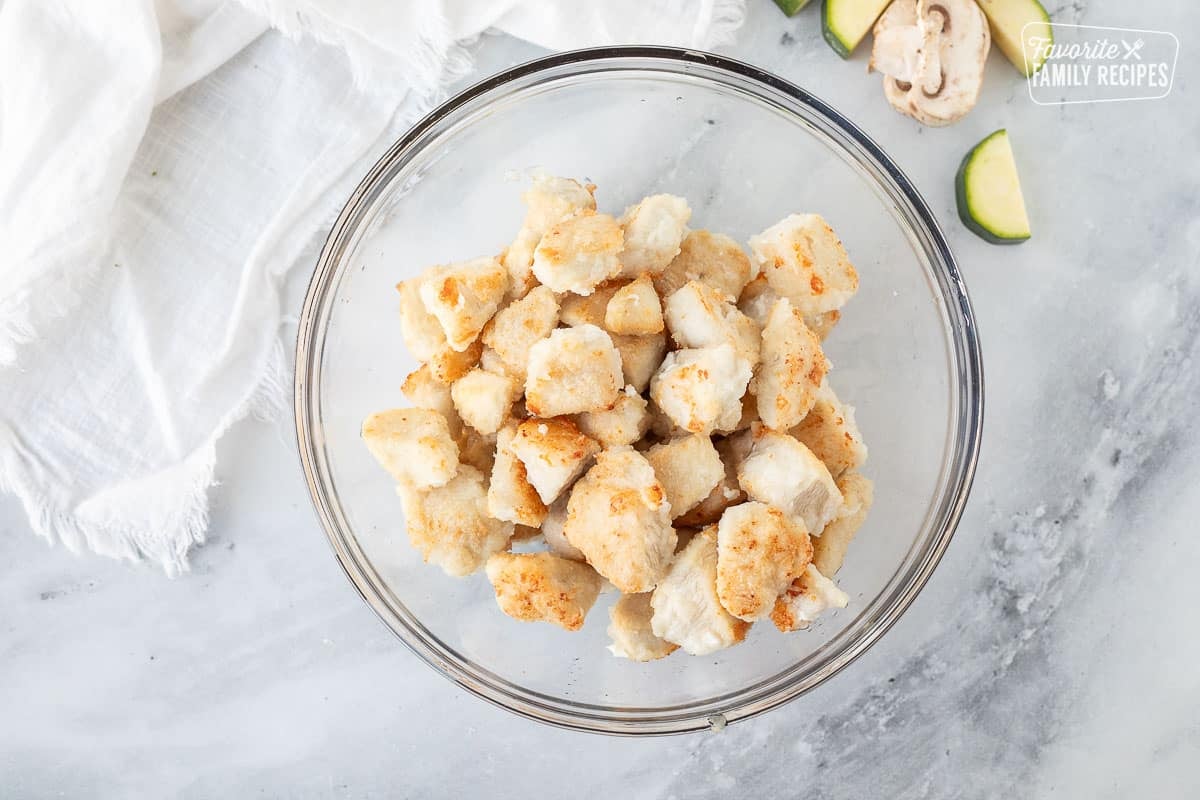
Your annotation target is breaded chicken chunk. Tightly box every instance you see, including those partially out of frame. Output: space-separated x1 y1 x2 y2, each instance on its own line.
488 424 548 527
738 430 843 534
510 417 600 505
485 551 603 631
531 211 624 295
755 297 828 431
563 447 676 593
610 332 667 394
770 563 849 632
644 434 724 520
427 337 483 384
748 213 859 316
663 280 761 368
675 436 747 527
607 593 679 661
650 529 749 655
716 502 813 621
657 230 754 301
456 426 496 476
650 344 752 435
480 285 559 380
401 364 462 438
525 325 623 417
362 408 458 490
812 471 873 576
559 280 625 328
451 367 520 436
418 257 509 351
541 496 584 561
575 387 650 447
739 276 840 340
397 278 447 361
398 466 513 576
789 381 867 478
502 176 597 297
617 194 691 277
605 275 664 335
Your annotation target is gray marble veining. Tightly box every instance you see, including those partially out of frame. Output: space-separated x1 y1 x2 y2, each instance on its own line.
3 1 1199 797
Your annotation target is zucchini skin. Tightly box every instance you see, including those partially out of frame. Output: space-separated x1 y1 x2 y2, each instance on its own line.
955 132 1031 245
821 0 854 59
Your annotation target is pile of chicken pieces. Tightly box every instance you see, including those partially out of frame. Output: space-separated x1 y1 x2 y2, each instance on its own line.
363 176 874 660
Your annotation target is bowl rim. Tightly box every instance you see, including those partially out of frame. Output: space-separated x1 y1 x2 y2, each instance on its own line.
294 45 984 736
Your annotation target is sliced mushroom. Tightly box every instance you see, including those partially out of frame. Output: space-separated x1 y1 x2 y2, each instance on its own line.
869 0 989 126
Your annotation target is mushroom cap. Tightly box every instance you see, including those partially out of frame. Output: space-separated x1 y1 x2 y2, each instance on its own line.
871 0 990 127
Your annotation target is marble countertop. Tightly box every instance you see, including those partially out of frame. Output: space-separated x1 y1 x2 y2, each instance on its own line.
4 1 1198 796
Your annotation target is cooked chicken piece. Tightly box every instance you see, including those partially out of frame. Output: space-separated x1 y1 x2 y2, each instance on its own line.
418 257 509 351
789 380 867 478
717 389 759 435
541 496 584 561
607 593 679 661
675 436 747 527
650 529 749 655
738 430 843 534
755 297 828 430
610 331 667 394
451 367 520 436
563 447 676 593
487 424 548 527
397 466 512 576
650 344 752 435
502 176 597 297
575 387 650 447
480 285 559 380
739 277 839 341
397 278 447 361
531 211 624 295
511 524 542 542
716 502 812 621
656 230 754 301
748 213 858 317
485 551 603 631
427 337 483 384
456 426 497 476
644 434 724 520
478 345 512 377
645 397 689 441
617 194 691 277
509 417 600 505
812 471 874 576
525 325 623 417
663 280 761 368
401 364 462 438
559 280 625 328
362 408 458 490
605 275 664 335
770 563 849 632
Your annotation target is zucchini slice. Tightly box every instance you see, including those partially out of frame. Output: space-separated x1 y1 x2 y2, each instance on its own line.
975 0 1053 77
956 130 1031 245
822 0 892 59
774 0 813 16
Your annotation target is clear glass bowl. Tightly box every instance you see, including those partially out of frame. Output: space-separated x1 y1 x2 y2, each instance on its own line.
294 47 983 735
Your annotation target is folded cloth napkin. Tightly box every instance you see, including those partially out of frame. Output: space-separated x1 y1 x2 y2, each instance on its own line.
0 0 745 575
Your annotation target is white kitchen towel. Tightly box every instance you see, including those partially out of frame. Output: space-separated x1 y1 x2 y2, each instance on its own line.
0 0 744 575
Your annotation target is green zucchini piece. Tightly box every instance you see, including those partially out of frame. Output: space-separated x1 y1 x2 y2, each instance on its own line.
774 0 813 15
956 130 1032 245
822 0 892 59
975 0 1053 76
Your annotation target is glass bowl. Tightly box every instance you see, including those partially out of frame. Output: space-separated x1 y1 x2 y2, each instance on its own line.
294 47 983 735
